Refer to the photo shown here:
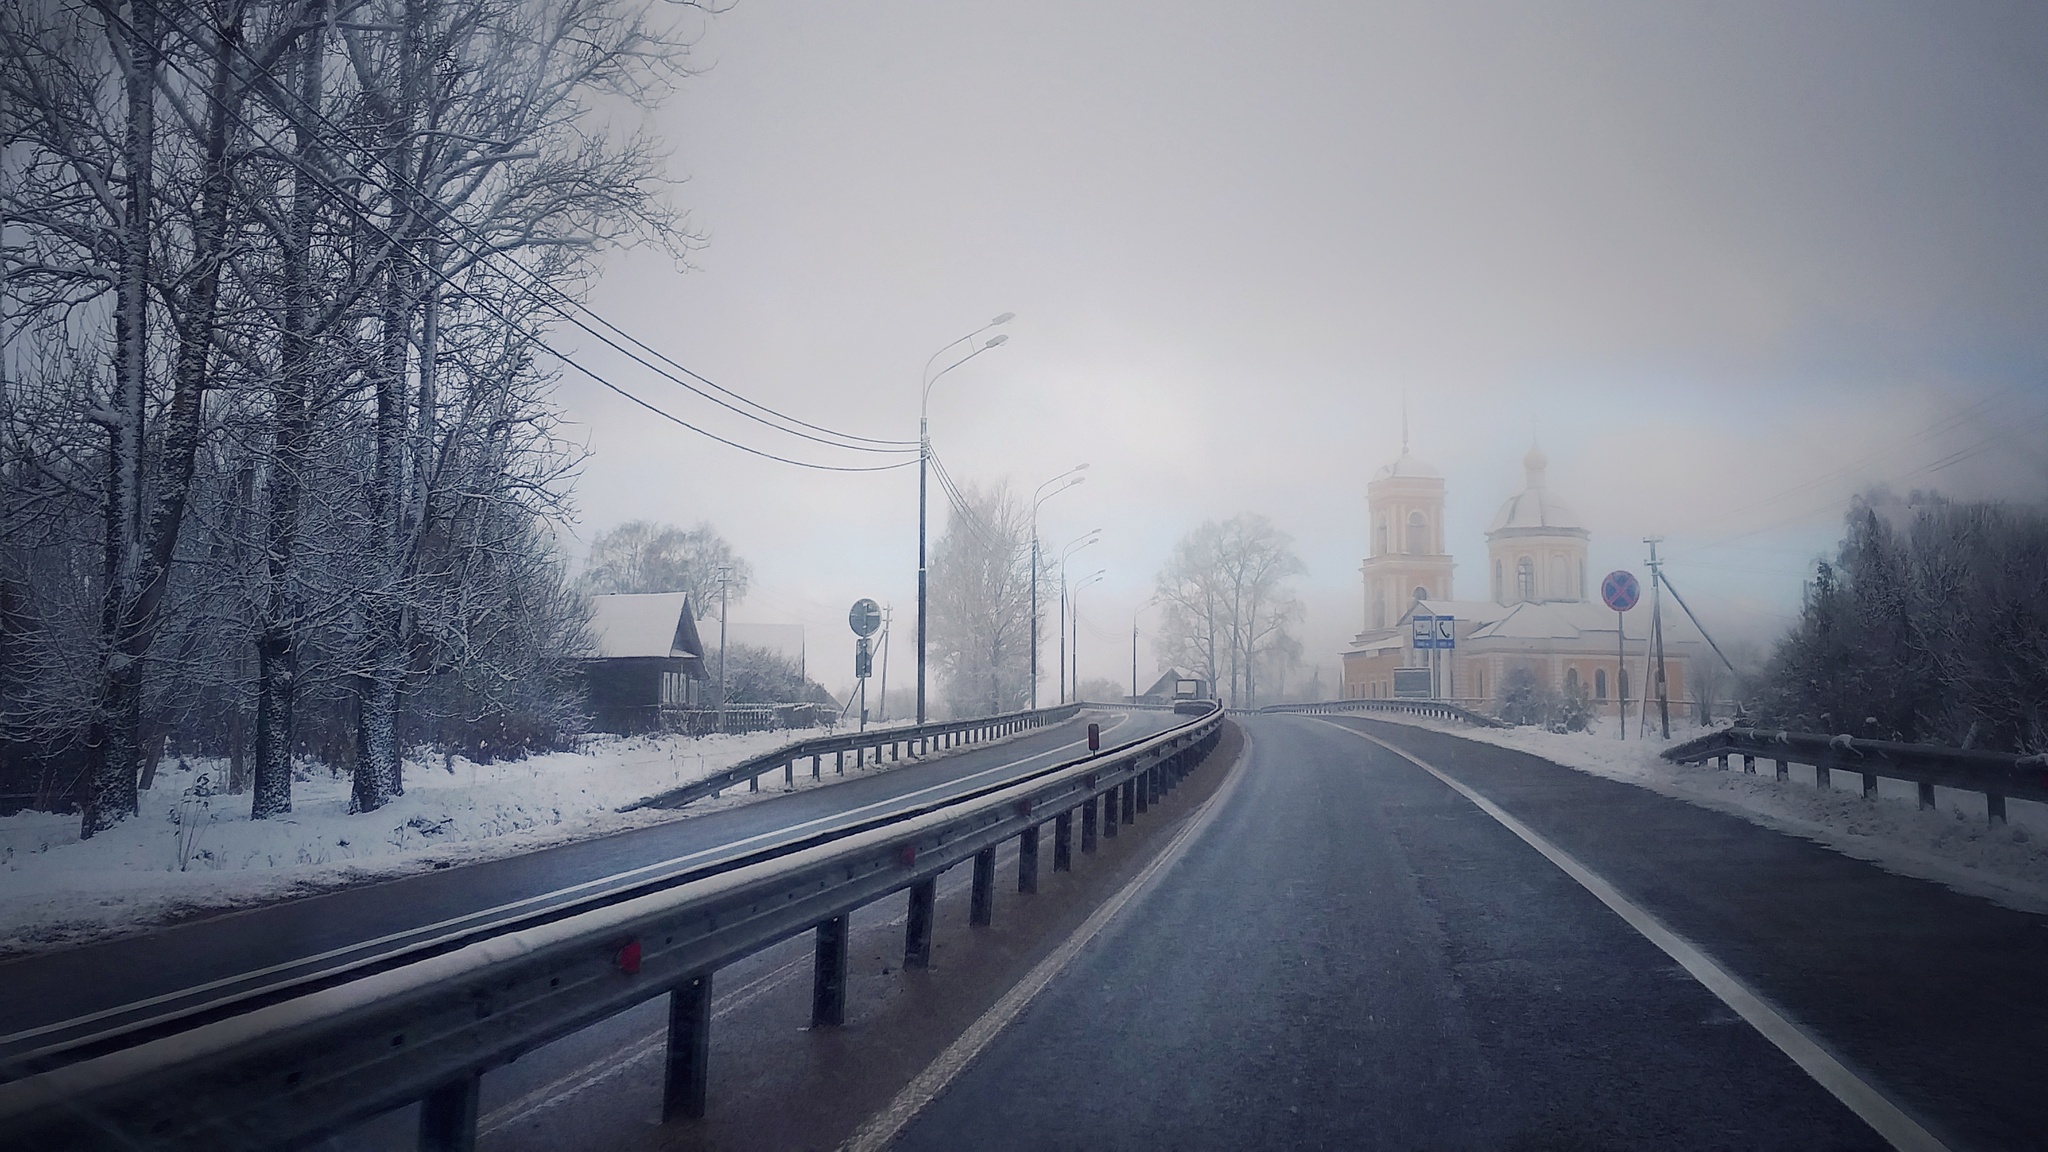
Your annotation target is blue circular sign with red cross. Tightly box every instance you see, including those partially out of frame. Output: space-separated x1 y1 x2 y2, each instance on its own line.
1601 570 1640 613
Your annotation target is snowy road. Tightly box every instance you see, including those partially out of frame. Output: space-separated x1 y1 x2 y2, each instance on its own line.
886 713 2046 1151
0 707 1177 1069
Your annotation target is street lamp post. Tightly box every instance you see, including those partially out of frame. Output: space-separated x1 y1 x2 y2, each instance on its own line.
1056 531 1100 704
1132 595 1159 702
918 314 1013 724
1069 569 1105 702
1030 466 1088 710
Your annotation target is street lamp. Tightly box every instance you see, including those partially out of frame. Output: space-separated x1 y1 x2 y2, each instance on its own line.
1057 530 1100 704
1132 594 1160 702
1069 569 1106 702
1030 465 1088 709
918 313 1013 724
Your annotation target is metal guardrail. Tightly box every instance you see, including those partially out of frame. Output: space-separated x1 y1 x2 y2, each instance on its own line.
0 702 1225 1151
1664 727 2048 826
622 703 1085 811
1259 697 1509 728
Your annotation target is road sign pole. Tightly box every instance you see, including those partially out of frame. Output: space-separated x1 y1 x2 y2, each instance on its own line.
1616 610 1626 740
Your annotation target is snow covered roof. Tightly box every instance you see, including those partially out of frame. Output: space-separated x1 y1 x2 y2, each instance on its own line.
1371 452 1442 482
1487 443 1587 535
586 592 705 660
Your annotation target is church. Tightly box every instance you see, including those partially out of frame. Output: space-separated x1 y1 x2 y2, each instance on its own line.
1340 440 1696 720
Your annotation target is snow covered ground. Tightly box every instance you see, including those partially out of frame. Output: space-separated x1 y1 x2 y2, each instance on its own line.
0 722 936 958
1360 713 2048 916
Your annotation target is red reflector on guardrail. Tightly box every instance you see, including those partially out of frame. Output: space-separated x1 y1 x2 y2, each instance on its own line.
900 844 917 866
615 940 642 975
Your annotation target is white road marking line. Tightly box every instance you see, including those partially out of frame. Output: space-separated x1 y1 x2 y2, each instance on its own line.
5 713 1143 1052
839 727 1253 1152
1315 718 1953 1152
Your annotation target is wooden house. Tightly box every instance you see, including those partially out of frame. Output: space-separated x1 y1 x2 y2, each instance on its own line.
583 592 708 734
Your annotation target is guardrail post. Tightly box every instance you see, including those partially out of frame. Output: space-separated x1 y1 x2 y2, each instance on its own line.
1054 811 1073 871
749 773 759 793
1742 754 1755 775
971 847 996 925
1019 826 1040 893
785 760 795 789
1988 793 2007 826
892 741 900 762
1774 758 1787 782
417 1073 480 1152
812 754 821 780
1102 787 1119 839
1717 753 1729 770
663 973 713 1121
1134 767 1149 815
836 749 845 775
905 878 936 968
1083 796 1100 850
1918 781 1936 809
1862 772 1878 799
1121 778 1137 825
812 915 849 1027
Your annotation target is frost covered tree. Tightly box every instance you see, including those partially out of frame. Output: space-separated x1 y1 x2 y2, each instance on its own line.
928 482 1036 717
1153 514 1304 708
581 521 752 613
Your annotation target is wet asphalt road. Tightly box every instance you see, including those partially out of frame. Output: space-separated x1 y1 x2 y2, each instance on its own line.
0 709 1174 1051
895 714 1901 1152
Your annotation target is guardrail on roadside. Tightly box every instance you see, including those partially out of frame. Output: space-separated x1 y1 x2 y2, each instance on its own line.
1663 727 2048 826
1259 697 1509 728
622 703 1086 811
0 702 1226 1151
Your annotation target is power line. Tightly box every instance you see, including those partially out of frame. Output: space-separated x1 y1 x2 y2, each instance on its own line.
135 2 915 469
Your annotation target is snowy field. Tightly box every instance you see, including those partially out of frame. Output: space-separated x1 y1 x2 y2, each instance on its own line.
1360 713 2048 916
0 722 939 958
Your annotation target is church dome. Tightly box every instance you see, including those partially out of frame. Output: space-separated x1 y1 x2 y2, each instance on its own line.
1487 443 1585 534
1371 453 1441 482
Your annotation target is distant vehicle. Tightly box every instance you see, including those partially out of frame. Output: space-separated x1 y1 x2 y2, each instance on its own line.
1173 699 1210 716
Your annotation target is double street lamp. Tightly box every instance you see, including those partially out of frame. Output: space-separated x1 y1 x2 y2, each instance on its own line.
1055 528 1101 702
1030 465 1088 709
1067 568 1106 703
917 313 1014 724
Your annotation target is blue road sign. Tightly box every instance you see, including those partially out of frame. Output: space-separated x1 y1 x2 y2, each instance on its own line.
1601 570 1641 613
1412 614 1436 649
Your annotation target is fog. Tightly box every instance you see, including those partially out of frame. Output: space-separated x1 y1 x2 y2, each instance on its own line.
555 1 2048 687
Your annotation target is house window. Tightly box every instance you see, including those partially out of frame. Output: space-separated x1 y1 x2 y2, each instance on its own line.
1407 511 1426 554
1516 556 1535 602
1595 668 1608 700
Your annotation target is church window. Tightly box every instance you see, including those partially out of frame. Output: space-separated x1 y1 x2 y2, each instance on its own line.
1377 518 1388 556
1566 667 1580 694
1406 511 1426 554
1595 668 1608 700
1516 557 1535 602
1413 586 1429 603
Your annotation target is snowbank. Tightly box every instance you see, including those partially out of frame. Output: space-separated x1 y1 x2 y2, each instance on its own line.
1360 714 2048 915
0 727 863 957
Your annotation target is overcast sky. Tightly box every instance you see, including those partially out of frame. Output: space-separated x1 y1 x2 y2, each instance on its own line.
558 1 2048 697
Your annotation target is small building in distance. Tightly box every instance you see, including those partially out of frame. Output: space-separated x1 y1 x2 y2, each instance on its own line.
1138 666 1211 704
1342 443 1699 719
583 592 708 733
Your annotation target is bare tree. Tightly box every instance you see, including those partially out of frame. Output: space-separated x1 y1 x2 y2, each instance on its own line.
928 481 1036 717
1153 514 1304 708
581 520 752 611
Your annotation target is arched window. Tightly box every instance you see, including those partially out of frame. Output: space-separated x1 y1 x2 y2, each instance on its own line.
1550 556 1567 601
1376 518 1388 556
1565 667 1580 695
1516 556 1535 602
1406 511 1426 554
1413 586 1429 603
1595 668 1608 700
1578 559 1586 600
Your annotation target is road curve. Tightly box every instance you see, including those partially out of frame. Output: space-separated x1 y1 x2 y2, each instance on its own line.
891 713 1905 1150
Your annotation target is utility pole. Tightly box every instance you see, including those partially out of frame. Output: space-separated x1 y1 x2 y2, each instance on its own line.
1132 619 1138 703
716 565 730 734
1030 531 1040 709
1645 537 1670 740
1058 581 1067 705
877 605 892 722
